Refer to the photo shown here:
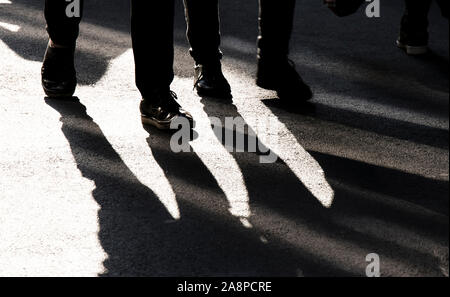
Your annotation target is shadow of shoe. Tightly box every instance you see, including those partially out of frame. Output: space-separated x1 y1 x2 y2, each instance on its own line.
261 98 317 115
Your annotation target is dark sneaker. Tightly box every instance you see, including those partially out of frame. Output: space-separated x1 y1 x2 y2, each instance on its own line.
140 90 194 130
41 43 77 97
194 62 232 99
256 58 313 102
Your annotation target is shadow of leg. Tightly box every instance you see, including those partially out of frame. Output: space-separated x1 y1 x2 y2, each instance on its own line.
45 97 178 276
143 124 311 276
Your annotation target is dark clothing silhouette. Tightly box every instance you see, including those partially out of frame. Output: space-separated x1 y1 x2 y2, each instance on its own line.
44 0 219 98
183 0 223 65
182 0 298 63
401 0 448 41
257 0 296 62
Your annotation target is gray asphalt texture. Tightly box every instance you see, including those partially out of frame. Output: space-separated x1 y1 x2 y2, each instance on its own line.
0 0 448 277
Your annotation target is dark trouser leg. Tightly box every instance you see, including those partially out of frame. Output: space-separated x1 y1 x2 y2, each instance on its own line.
45 0 83 47
183 0 222 64
131 0 175 99
183 0 230 98
401 0 432 42
257 0 296 61
256 0 312 101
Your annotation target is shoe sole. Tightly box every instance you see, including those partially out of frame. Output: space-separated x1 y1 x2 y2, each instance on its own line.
43 90 75 98
141 115 172 130
42 82 76 98
256 78 313 102
396 40 428 55
141 115 194 131
196 86 232 99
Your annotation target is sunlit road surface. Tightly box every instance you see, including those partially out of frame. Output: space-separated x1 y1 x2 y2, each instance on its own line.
0 1 448 276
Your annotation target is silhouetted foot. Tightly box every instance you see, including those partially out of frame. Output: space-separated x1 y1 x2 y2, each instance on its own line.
41 42 77 98
256 58 313 102
397 14 430 56
140 89 194 130
397 32 429 56
194 62 232 99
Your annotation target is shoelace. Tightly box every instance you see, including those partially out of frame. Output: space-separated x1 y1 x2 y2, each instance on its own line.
169 90 178 100
324 0 337 8
193 73 203 91
193 65 207 91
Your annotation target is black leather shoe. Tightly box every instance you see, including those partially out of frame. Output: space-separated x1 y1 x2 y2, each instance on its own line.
140 90 194 130
194 63 232 99
256 58 313 102
41 44 77 98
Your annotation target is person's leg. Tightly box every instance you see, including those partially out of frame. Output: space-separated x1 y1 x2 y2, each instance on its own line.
184 0 231 98
397 0 432 55
45 0 83 47
131 0 192 130
256 0 312 102
42 0 83 97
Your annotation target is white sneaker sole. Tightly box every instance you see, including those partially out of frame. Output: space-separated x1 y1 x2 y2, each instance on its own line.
396 40 428 56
